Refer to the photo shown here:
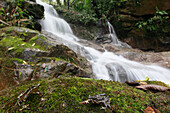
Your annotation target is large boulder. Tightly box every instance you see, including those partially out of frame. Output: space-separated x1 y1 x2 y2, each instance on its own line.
0 27 92 91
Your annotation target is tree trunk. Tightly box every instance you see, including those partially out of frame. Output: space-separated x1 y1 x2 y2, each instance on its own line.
67 0 69 9
56 0 61 6
64 0 67 6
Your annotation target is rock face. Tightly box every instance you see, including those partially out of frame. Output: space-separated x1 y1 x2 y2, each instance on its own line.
113 0 170 52
15 60 91 82
121 0 170 16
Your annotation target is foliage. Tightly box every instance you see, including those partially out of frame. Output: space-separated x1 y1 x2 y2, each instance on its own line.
70 0 127 20
0 77 169 112
58 7 97 25
55 0 127 26
0 0 34 28
136 8 169 31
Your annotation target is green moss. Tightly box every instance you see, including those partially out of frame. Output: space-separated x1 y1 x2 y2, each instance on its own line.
0 36 31 54
0 35 48 56
0 57 16 90
0 78 169 112
10 58 27 64
0 27 38 41
28 34 50 51
29 35 39 43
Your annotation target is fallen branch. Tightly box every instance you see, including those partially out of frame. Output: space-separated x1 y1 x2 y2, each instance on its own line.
81 93 111 110
0 19 9 26
16 83 41 106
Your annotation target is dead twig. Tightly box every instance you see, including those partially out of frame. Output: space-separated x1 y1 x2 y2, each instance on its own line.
0 19 9 26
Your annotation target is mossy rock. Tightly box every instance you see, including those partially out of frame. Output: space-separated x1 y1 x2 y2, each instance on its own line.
0 77 169 112
0 27 39 41
0 27 92 91
0 27 50 59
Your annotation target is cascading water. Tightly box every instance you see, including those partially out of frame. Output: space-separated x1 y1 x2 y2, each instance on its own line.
36 0 170 84
107 21 131 48
107 21 120 45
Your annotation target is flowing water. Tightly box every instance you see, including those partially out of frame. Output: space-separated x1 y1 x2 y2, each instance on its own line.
36 0 170 84
107 21 120 45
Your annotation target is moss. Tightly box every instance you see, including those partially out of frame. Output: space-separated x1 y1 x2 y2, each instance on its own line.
10 58 27 64
29 35 39 43
0 78 169 112
29 34 50 51
0 57 16 90
0 27 49 56
0 27 38 41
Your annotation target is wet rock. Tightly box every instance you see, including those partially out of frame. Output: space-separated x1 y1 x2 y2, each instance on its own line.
70 24 97 41
106 63 128 82
96 34 112 44
19 48 49 62
102 43 170 69
15 60 91 82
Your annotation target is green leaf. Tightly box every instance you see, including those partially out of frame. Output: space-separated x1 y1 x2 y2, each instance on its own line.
19 72 22 76
138 24 142 28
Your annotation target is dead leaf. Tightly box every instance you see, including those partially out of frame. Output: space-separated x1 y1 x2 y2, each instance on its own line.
135 84 169 92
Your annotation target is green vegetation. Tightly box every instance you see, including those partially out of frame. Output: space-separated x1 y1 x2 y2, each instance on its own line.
53 0 128 25
0 77 169 112
0 0 169 112
136 8 169 31
0 0 32 27
0 0 44 30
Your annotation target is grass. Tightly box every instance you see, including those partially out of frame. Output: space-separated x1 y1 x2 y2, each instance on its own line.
0 77 169 112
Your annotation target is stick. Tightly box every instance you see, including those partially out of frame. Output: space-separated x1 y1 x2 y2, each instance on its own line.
0 19 9 26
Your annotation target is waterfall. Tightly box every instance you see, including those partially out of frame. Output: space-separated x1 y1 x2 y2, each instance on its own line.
107 21 120 45
36 0 170 84
107 21 131 48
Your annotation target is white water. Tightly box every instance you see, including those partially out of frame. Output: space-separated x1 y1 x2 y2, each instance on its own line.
36 0 170 84
107 21 120 45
